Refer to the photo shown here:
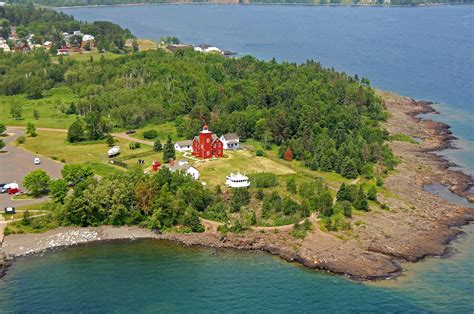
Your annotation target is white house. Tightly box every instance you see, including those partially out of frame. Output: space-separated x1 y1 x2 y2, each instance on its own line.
220 133 240 150
194 44 222 54
43 41 53 49
82 34 95 42
226 172 250 188
174 140 193 153
0 37 10 53
166 160 200 180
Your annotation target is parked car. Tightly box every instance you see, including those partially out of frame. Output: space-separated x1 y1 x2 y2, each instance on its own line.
126 130 136 135
34 157 41 165
7 187 21 195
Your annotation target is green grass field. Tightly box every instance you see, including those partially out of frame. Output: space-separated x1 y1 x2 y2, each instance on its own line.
0 87 78 129
129 122 184 142
17 130 156 174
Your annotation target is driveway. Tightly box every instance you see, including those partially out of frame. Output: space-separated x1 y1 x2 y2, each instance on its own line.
0 127 63 208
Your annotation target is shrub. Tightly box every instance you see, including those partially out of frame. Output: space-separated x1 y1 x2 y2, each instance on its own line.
291 219 313 239
256 149 264 156
250 173 278 188
143 130 158 139
129 142 141 150
16 136 26 144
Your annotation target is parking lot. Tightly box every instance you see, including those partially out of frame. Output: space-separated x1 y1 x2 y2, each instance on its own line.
0 127 63 208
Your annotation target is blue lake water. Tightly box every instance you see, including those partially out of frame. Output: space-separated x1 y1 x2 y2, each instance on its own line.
1 5 472 312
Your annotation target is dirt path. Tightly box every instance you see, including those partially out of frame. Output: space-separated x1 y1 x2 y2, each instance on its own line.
111 132 154 146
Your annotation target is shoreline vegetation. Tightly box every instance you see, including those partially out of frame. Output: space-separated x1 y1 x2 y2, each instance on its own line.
27 0 474 10
2 92 473 281
0 4 473 282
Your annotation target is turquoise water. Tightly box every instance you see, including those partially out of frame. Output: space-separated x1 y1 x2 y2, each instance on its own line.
0 233 473 312
1 5 472 312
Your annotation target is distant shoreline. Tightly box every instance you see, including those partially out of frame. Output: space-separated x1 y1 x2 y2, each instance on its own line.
52 2 472 10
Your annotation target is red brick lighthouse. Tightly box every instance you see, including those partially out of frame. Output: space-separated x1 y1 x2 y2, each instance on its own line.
192 125 224 159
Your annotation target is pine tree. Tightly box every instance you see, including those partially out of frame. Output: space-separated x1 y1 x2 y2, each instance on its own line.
153 139 162 152
336 183 351 202
341 157 358 179
368 185 377 201
67 119 85 143
163 135 175 162
354 186 369 211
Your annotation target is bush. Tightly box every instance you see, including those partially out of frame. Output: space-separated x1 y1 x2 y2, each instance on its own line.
250 173 278 188
16 136 26 144
129 142 141 150
291 219 313 239
143 130 158 139
256 149 264 156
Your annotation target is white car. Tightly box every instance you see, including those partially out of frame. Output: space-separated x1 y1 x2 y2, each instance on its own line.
34 158 41 165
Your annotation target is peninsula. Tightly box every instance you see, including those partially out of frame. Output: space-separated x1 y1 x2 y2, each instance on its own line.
0 4 473 281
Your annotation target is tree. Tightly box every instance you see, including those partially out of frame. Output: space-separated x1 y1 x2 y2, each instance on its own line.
132 39 139 52
341 157 358 179
22 210 31 226
286 177 297 194
61 164 93 185
354 186 369 211
0 139 5 150
106 134 115 147
163 135 175 162
336 183 351 202
319 191 334 217
231 187 250 212
23 169 50 197
183 208 204 233
84 111 110 140
10 103 23 120
67 119 85 143
0 123 6 135
283 147 294 161
143 130 158 139
368 185 377 201
49 179 68 203
26 122 37 137
153 139 162 152
33 109 40 120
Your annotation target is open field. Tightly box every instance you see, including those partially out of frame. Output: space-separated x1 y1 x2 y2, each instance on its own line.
51 50 124 63
195 150 295 186
0 87 78 129
16 130 154 173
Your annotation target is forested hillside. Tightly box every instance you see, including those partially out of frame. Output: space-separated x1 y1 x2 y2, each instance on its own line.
0 4 133 51
0 43 397 178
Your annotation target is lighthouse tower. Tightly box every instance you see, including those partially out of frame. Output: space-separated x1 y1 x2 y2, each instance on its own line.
192 125 224 159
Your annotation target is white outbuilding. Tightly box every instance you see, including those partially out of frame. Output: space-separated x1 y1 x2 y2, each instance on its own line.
174 140 193 152
225 172 250 188
166 159 200 180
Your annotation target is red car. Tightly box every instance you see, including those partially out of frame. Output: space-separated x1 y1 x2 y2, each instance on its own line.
8 188 21 195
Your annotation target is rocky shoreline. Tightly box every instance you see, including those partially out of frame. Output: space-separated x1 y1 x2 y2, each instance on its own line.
1 91 473 281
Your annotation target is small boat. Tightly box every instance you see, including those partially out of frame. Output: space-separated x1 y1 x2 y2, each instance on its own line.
108 145 120 157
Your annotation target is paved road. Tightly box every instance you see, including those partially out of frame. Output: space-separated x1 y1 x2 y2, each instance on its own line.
0 128 63 208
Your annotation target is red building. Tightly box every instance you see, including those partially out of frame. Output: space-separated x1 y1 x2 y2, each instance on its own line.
192 125 224 159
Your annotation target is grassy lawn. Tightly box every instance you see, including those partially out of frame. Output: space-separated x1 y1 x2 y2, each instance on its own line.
196 150 295 187
17 130 154 173
0 87 78 129
129 122 184 142
51 50 123 63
